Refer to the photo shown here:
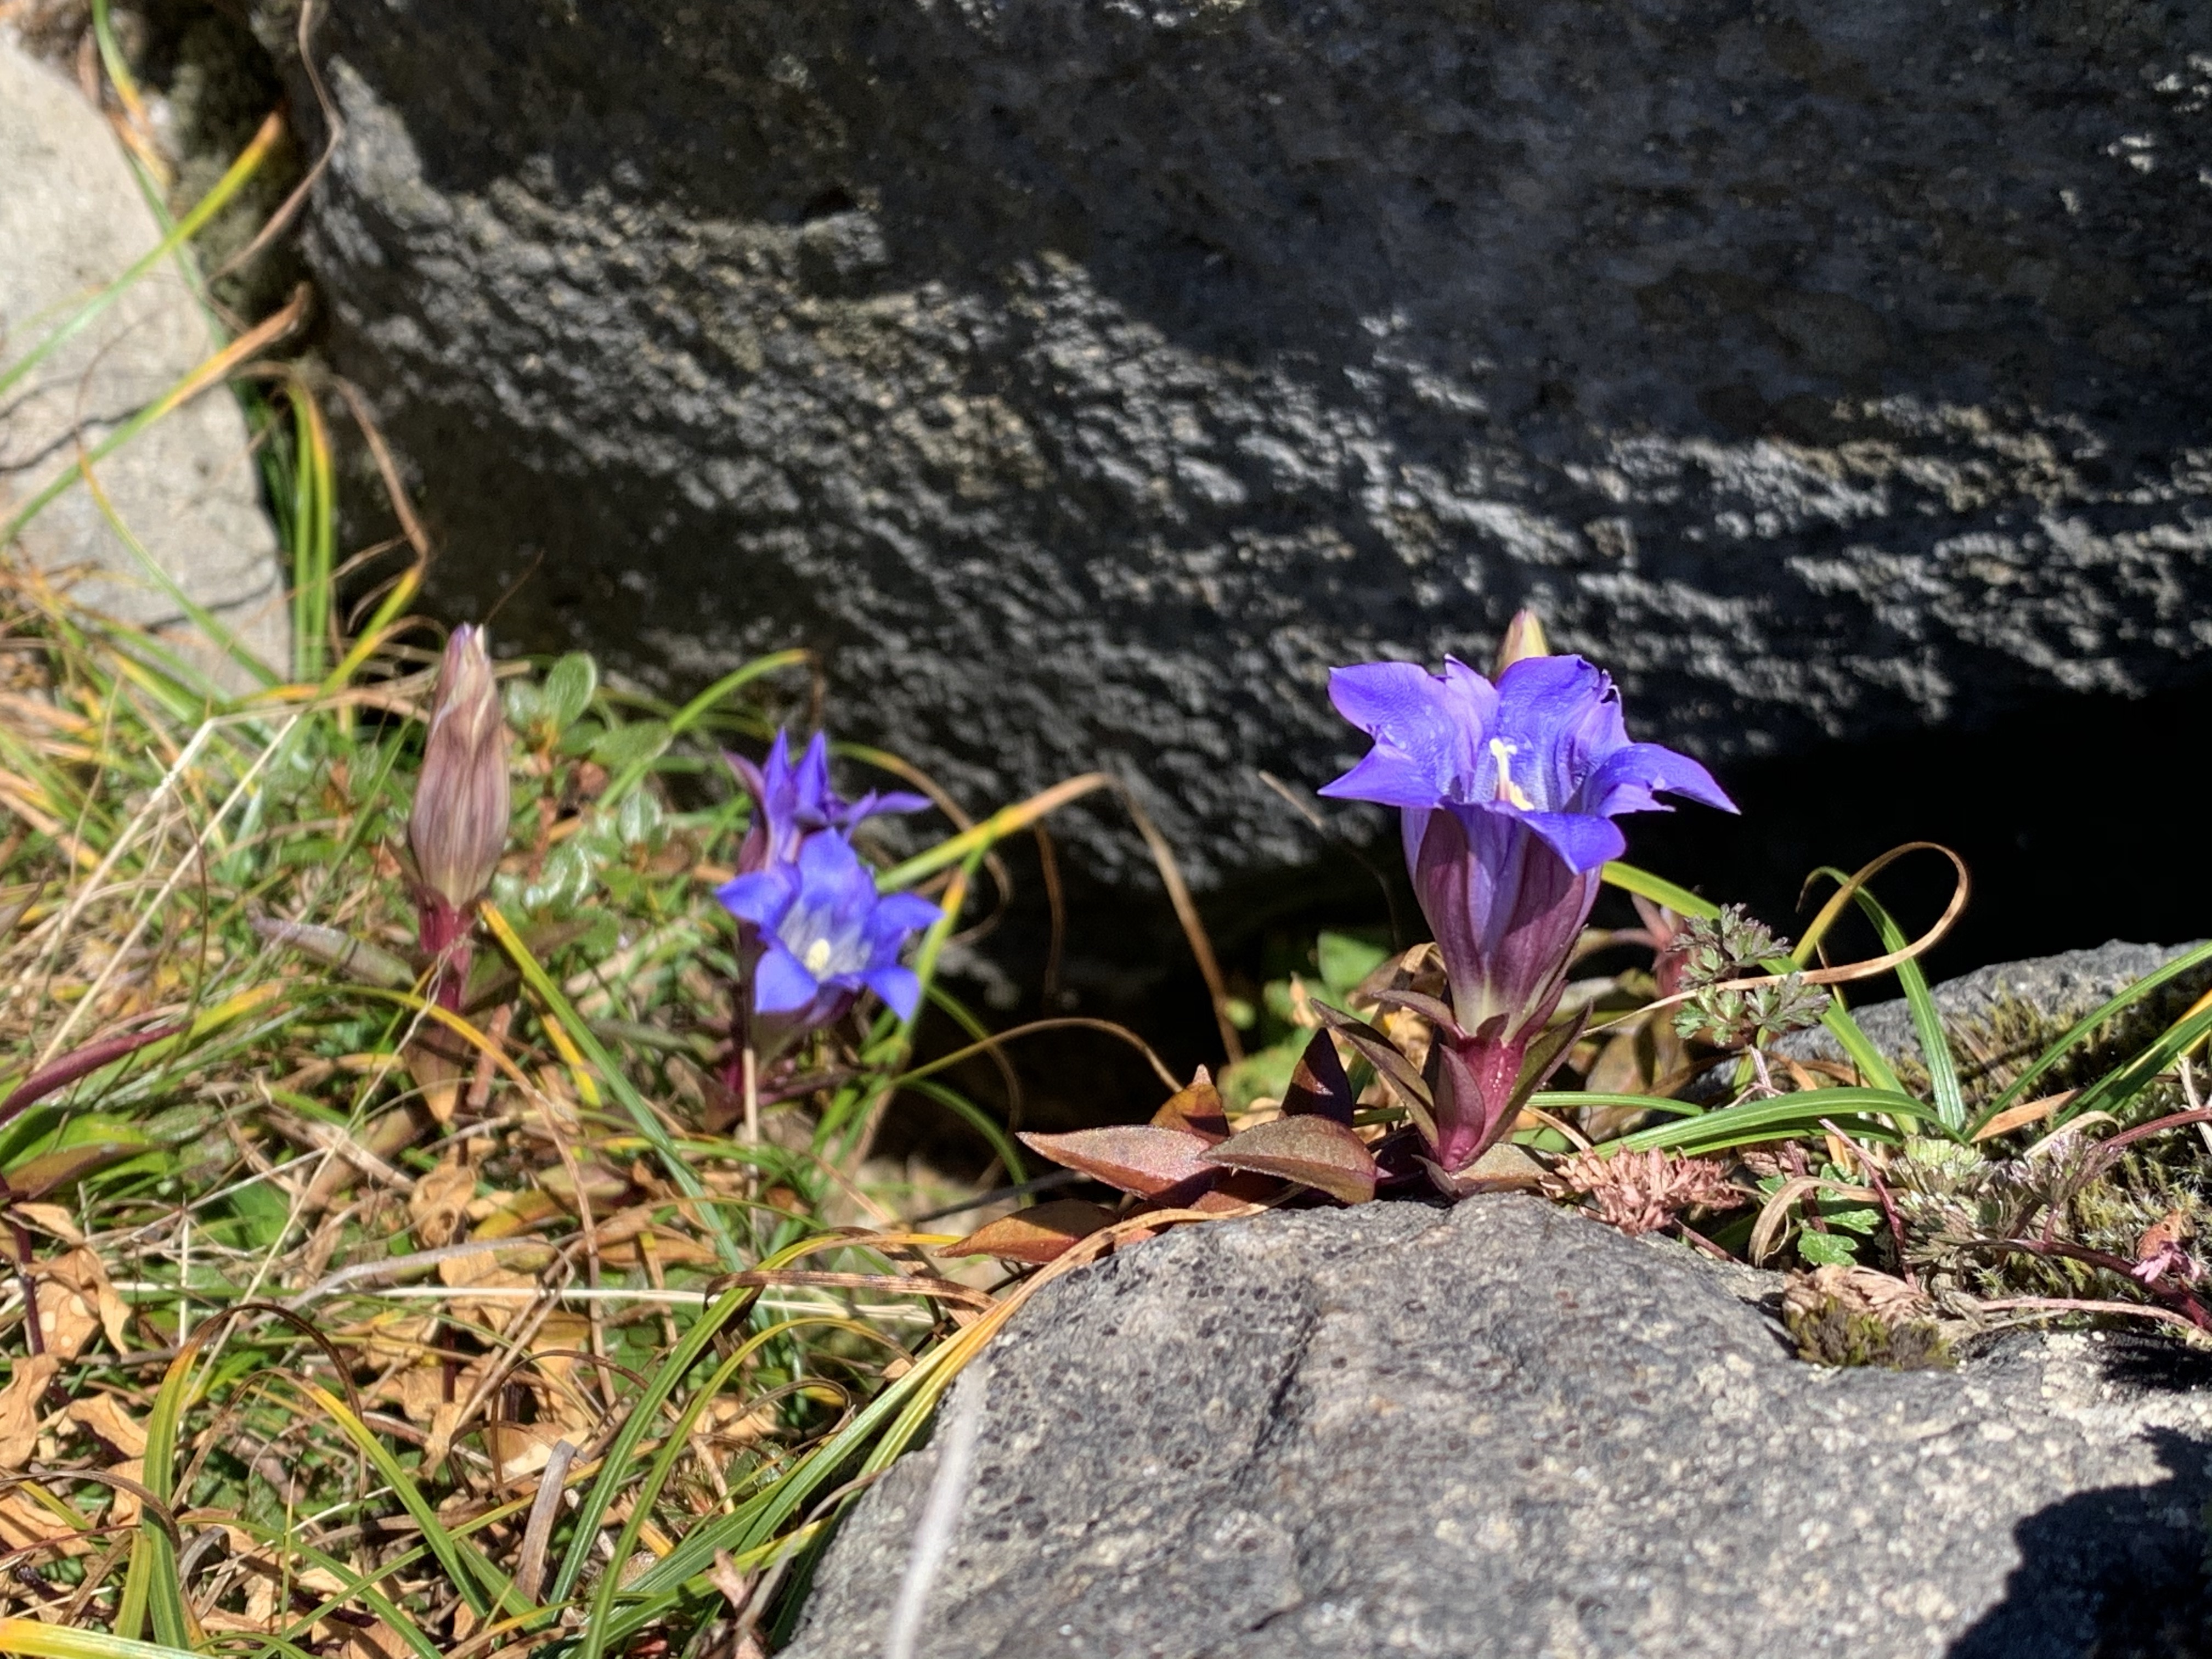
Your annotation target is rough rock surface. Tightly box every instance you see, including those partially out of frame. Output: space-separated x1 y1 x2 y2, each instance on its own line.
785 1195 2212 1658
259 0 2212 879
0 31 287 680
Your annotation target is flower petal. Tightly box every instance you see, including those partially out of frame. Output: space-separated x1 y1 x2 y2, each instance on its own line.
789 733 838 828
1515 809 1627 873
714 869 792 928
860 963 923 1020
794 825 870 887
1319 746 1460 808
873 892 944 936
1317 659 1493 805
1580 742 1739 817
843 788 933 824
753 943 821 1013
1494 655 1609 734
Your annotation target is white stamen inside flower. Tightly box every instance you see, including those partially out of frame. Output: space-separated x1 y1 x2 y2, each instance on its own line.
1488 738 1534 811
803 938 835 975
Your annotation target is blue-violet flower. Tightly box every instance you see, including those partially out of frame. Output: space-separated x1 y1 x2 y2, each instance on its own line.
715 829 942 1056
1319 653 1736 1177
726 730 929 876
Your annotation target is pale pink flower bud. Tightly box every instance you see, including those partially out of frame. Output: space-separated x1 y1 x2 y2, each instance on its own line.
409 625 510 919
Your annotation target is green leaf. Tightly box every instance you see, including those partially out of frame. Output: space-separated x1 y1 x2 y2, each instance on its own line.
1796 1231 1860 1266
1824 1206 1882 1235
590 718 672 774
523 837 597 912
1219 1041 1303 1113
1316 930 1391 998
500 678 544 729
612 785 667 846
211 1180 292 1249
541 652 599 729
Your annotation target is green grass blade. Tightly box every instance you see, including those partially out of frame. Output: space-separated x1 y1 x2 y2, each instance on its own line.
287 1380 521 1620
1600 860 1720 919
0 1623 207 1659
1614 1086 1934 1156
546 1284 758 1605
2057 991 2212 1127
0 115 280 402
479 901 738 1267
116 1347 199 1646
1799 868 1964 1133
1528 1090 1703 1120
1812 1001 1905 1097
574 1342 761 1659
1967 939 2212 1135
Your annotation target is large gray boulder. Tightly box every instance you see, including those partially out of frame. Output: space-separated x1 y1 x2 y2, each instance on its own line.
785 1195 2212 1658
264 0 2212 880
0 31 288 682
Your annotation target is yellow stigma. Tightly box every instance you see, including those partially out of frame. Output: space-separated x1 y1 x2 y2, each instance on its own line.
1489 738 1534 810
803 938 834 975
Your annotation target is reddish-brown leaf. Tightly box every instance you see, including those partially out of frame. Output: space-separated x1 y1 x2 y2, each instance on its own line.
1200 1115 1378 1204
1018 1125 1220 1199
1149 1068 1231 1143
1365 985 1464 1040
1310 1003 1433 1116
1282 1029 1356 1126
1508 1005 1590 1112
944 1200 1119 1264
1183 1170 1286 1213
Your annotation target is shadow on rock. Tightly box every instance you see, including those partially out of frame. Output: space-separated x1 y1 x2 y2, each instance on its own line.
1947 1427 2212 1659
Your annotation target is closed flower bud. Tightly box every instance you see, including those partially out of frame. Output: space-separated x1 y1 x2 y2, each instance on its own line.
1491 607 1550 675
409 625 510 919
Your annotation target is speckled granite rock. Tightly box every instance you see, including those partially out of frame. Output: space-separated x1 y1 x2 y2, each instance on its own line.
785 1196 2212 1659
0 31 287 682
255 0 2212 880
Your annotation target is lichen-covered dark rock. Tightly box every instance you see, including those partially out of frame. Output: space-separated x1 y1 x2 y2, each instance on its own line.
785 1197 2212 1658
259 0 2212 882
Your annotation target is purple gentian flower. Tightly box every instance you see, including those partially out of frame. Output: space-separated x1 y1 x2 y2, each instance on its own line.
1319 653 1735 1180
726 730 930 875
715 830 943 1056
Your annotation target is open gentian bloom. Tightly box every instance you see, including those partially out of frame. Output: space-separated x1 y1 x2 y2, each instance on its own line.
1319 653 1736 1180
715 830 942 1056
726 730 929 876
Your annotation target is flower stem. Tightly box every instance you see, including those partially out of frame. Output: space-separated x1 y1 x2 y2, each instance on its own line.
742 1044 760 1149
417 896 474 1011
